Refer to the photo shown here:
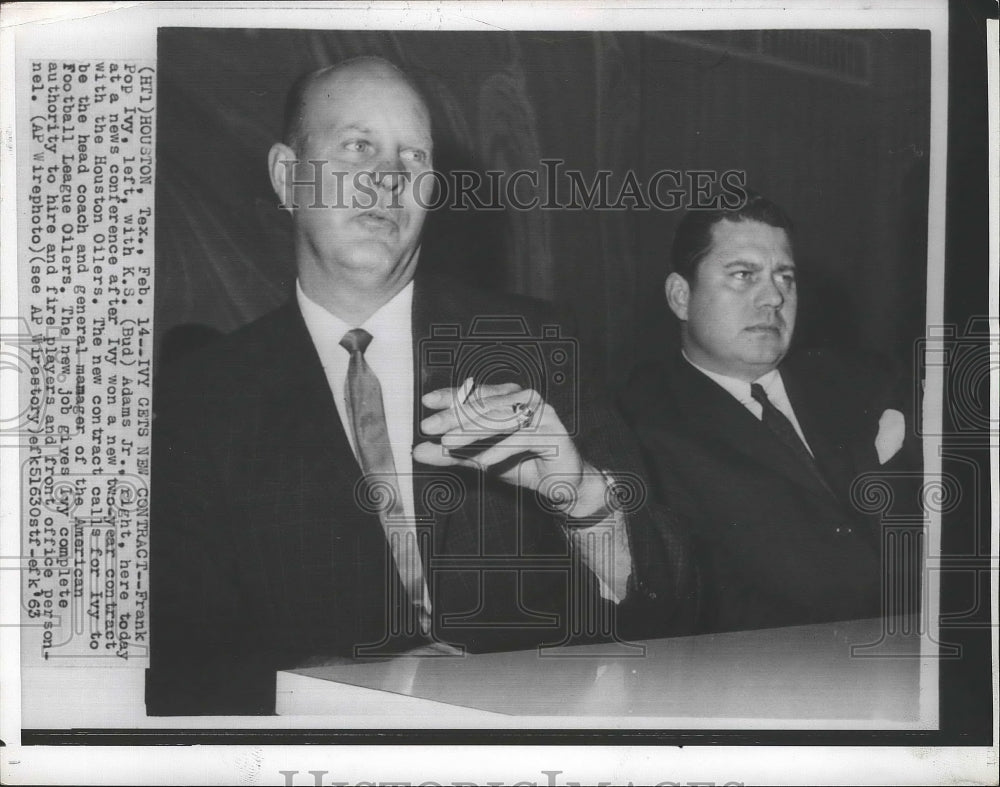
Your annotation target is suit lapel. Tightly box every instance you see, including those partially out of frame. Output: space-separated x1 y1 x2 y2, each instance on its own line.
667 355 840 505
410 276 515 628
780 360 862 508
411 275 460 428
260 302 360 479
410 277 483 559
248 302 381 568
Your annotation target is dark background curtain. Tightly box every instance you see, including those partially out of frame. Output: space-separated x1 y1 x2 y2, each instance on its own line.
156 28 929 389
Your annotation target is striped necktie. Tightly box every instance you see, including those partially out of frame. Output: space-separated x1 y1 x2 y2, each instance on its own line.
340 328 431 637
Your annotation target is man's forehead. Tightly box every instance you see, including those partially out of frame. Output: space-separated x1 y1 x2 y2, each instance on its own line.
709 218 793 256
302 62 430 124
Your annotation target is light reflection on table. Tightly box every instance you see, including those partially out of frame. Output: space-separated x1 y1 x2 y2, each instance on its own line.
277 617 932 728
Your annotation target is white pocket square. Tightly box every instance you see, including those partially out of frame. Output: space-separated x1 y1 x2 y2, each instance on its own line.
875 409 906 465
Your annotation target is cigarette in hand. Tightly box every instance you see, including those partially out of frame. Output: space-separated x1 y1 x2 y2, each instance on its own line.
447 376 520 461
458 376 475 405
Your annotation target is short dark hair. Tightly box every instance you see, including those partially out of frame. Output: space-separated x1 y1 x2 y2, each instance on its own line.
670 192 795 283
281 56 429 154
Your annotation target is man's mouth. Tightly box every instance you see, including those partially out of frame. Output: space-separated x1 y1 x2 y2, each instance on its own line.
355 209 399 231
745 323 784 334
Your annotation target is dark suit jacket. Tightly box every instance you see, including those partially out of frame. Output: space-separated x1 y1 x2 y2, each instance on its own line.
621 349 920 634
146 275 697 715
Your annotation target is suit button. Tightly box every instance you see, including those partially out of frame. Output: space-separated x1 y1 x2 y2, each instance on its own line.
648 591 658 600
835 527 841 533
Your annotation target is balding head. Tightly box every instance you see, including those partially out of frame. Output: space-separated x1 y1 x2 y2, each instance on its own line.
282 57 430 155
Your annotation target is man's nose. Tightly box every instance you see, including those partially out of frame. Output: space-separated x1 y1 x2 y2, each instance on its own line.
755 275 785 308
373 154 407 193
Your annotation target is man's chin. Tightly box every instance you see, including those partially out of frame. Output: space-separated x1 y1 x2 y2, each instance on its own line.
735 341 788 370
746 350 787 372
326 245 420 281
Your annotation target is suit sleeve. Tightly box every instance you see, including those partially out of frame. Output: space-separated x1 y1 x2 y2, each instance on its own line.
553 308 701 639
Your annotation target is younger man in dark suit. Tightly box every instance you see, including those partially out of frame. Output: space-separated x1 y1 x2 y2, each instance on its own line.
622 195 920 633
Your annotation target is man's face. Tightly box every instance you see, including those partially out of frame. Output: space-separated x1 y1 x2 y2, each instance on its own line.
277 64 435 287
668 218 797 381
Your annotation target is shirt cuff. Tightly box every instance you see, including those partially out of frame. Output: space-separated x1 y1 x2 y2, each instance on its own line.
566 506 633 603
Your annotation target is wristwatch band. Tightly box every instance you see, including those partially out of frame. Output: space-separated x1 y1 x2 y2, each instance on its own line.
563 469 619 526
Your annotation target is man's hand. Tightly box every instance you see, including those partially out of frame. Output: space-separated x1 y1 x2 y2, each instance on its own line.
412 382 610 518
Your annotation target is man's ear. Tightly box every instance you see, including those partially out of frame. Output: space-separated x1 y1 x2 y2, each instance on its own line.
665 272 690 321
267 142 297 213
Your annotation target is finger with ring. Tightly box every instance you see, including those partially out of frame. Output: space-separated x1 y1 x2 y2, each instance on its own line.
512 401 535 429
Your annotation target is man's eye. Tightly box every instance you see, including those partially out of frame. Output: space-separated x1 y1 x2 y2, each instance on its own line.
344 140 371 153
778 272 797 287
401 149 428 164
731 270 753 280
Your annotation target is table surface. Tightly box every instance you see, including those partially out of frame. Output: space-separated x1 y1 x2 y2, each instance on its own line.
276 617 934 728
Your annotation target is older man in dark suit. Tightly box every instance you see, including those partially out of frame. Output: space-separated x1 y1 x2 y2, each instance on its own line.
621 194 919 634
146 57 696 715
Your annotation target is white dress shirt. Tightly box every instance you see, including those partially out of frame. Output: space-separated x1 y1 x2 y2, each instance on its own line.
297 279 417 513
682 352 815 456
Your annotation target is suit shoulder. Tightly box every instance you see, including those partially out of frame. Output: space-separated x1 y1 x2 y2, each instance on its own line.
785 346 903 390
418 275 571 335
432 275 560 316
783 346 910 418
626 359 674 389
154 303 297 410
619 359 677 425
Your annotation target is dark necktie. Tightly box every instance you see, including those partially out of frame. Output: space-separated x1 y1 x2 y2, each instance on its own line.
340 328 430 635
750 382 834 497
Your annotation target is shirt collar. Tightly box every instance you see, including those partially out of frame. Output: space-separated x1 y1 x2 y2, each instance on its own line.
296 279 414 366
681 350 781 406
